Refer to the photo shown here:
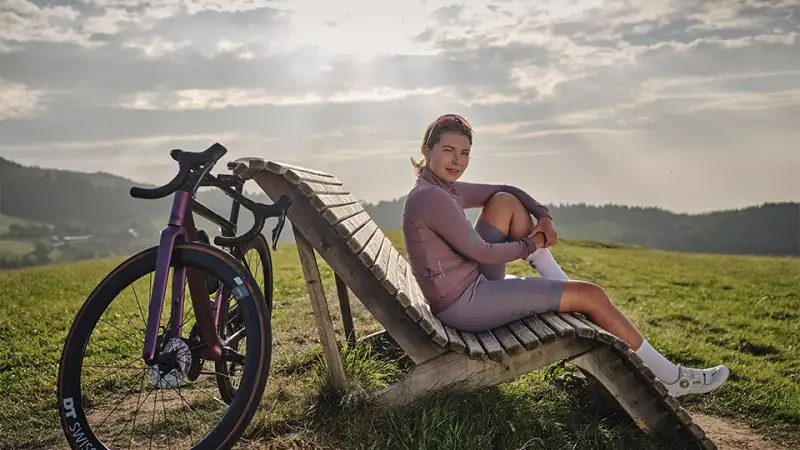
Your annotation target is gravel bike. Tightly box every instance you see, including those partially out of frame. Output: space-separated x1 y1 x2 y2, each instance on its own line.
56 143 290 449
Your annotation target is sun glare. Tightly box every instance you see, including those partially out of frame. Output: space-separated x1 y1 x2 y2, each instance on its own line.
281 0 442 58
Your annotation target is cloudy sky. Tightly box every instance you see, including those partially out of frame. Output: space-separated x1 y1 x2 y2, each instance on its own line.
1 0 798 213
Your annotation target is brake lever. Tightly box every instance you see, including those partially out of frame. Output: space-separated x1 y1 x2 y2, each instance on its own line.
271 213 286 251
269 196 291 251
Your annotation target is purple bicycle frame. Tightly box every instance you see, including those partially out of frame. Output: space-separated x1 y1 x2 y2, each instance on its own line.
141 190 224 363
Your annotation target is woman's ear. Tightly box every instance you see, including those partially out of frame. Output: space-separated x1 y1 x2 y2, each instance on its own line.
421 146 431 162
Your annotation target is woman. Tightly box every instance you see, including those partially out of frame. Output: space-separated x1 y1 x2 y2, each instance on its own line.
402 114 729 398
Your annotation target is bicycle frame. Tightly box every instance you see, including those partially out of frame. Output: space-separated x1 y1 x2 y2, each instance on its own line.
141 174 248 364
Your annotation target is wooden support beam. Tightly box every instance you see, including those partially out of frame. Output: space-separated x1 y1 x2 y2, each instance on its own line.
293 225 347 390
335 274 356 349
376 338 599 407
570 346 676 434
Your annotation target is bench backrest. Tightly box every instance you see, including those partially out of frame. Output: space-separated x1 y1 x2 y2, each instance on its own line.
234 158 450 361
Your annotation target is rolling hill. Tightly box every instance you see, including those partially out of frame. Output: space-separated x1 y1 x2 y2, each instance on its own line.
0 156 797 270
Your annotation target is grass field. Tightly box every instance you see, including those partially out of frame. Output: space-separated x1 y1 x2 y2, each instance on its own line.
0 214 36 234
0 239 35 258
0 230 798 449
0 215 38 259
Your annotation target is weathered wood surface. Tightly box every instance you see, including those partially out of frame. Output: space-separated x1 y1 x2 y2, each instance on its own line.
251 169 447 365
233 157 717 450
293 227 347 390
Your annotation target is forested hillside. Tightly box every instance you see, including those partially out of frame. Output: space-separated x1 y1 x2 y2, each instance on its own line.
1 156 797 269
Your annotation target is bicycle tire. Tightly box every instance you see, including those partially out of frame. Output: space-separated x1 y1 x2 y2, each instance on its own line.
215 233 273 404
56 242 272 450
237 233 273 312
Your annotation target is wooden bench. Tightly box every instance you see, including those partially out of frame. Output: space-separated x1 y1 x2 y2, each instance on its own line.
229 157 717 450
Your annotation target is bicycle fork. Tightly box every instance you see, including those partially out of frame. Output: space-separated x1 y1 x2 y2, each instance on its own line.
142 191 224 365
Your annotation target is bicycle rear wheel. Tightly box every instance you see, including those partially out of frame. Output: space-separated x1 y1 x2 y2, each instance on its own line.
56 242 272 450
216 234 273 404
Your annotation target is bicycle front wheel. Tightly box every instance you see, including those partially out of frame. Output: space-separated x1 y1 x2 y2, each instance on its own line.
56 242 272 450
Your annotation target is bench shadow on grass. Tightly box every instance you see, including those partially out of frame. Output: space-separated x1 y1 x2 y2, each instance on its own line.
251 333 699 450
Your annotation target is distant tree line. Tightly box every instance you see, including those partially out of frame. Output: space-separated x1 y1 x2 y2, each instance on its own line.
1 157 797 271
364 198 799 257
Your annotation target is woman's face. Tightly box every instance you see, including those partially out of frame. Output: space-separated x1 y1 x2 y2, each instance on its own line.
423 131 471 182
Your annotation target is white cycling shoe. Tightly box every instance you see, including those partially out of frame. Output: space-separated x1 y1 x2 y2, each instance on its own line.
664 365 730 397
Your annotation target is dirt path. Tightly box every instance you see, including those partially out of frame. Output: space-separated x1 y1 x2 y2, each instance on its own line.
692 412 792 450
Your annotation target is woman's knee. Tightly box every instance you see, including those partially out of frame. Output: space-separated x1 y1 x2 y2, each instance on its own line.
559 280 613 314
478 192 515 231
479 192 530 238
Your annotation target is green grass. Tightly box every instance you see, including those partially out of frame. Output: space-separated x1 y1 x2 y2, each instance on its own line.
0 231 798 449
0 215 36 234
0 215 39 259
0 239 35 257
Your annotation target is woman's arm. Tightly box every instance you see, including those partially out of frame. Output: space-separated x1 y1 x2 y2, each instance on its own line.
423 189 535 264
455 181 552 220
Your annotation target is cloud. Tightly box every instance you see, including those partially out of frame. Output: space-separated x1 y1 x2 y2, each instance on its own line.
0 0 798 212
0 79 43 120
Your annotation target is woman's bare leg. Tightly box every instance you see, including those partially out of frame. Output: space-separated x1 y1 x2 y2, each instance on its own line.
478 192 569 279
473 192 538 280
477 192 532 240
559 281 644 348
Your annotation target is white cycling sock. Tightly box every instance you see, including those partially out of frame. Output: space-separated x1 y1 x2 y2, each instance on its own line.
525 248 569 280
635 339 680 384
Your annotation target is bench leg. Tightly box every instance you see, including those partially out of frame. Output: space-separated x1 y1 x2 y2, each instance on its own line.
293 226 348 390
335 274 356 349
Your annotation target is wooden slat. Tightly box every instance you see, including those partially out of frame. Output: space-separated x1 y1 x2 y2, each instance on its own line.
557 312 596 339
393 257 412 308
404 278 435 336
230 157 267 179
491 326 524 356
298 181 349 197
626 352 648 372
573 313 618 345
477 331 508 362
265 160 334 177
540 313 576 338
347 220 377 253
358 227 385 268
337 211 371 240
403 262 449 346
371 236 393 280
431 316 450 348
309 193 359 211
285 169 343 186
507 320 540 350
458 331 487 361
228 160 252 179
380 249 403 295
368 237 387 271
397 258 424 320
323 203 364 225
522 316 557 343
444 326 466 353
650 375 670 398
